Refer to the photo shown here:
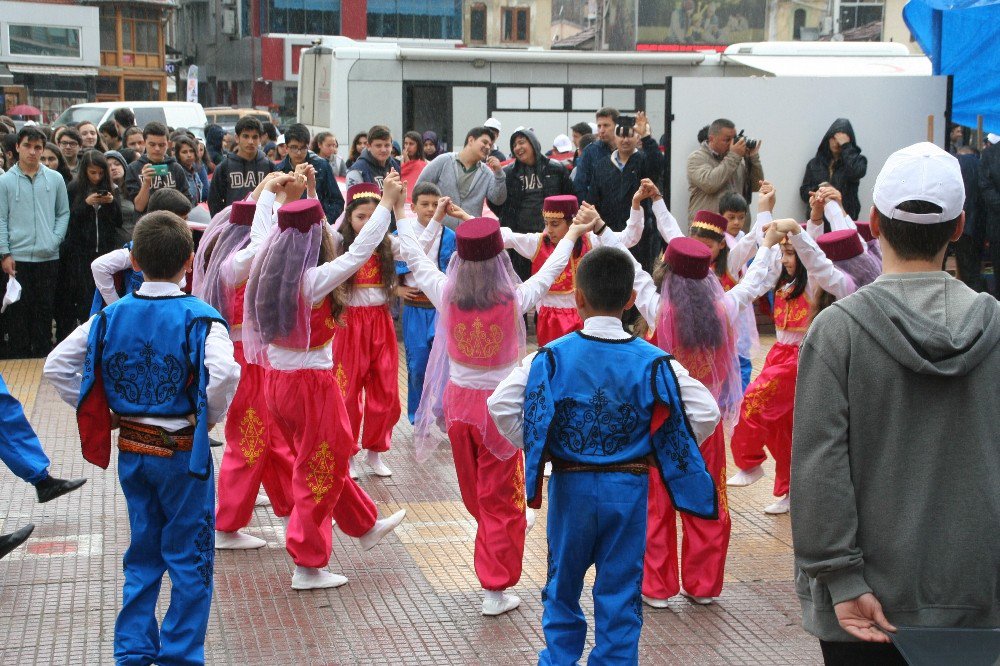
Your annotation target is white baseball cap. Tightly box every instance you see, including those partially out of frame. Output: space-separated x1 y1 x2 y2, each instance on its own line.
276 134 286 146
553 134 573 153
873 142 965 224
988 133 1000 145
484 117 502 131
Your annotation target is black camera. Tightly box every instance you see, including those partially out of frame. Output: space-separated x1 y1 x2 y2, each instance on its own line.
736 129 758 151
615 115 636 137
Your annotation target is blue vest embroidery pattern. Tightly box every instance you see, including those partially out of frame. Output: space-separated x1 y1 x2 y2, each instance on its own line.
552 388 638 456
106 343 186 406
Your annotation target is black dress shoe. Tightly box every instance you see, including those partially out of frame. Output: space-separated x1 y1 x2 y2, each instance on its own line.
35 476 87 504
0 523 34 560
209 437 224 448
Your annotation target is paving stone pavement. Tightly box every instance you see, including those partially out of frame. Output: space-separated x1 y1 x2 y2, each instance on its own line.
0 336 822 665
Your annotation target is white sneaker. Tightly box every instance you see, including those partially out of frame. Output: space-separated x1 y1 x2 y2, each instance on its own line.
641 595 670 609
543 461 552 478
525 508 536 534
349 457 359 480
681 589 714 605
763 495 790 515
366 451 393 477
358 509 406 550
727 465 764 487
482 591 521 616
254 493 271 507
214 530 267 550
291 566 348 590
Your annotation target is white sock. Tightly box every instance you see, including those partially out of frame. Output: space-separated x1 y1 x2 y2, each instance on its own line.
484 589 504 603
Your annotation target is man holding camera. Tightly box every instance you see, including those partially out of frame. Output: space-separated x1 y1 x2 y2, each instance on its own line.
124 122 192 214
687 118 764 224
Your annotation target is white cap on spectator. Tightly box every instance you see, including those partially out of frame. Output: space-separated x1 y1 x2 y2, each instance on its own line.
553 134 573 153
873 142 965 224
987 133 1000 145
484 117 502 131
277 134 286 146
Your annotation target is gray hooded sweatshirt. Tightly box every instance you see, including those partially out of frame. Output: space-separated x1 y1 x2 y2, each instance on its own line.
791 272 1000 642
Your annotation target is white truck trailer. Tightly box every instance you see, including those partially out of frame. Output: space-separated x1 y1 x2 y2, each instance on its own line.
298 38 946 222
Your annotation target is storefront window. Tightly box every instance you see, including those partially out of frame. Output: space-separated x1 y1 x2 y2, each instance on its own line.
8 25 81 58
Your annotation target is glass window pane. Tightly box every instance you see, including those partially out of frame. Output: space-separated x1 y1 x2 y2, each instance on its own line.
603 88 635 111
8 25 81 58
572 88 602 111
517 9 528 41
471 6 486 41
496 87 529 110
502 9 512 41
123 21 133 51
530 87 563 110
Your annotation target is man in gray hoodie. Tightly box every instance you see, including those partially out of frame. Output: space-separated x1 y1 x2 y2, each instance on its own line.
791 142 1000 664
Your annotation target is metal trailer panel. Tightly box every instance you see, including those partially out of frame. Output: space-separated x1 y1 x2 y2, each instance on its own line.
452 87 488 152
668 75 948 226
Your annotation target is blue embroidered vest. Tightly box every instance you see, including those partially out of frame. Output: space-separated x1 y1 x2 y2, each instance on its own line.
89 241 144 316
395 224 456 276
77 293 227 479
523 332 717 518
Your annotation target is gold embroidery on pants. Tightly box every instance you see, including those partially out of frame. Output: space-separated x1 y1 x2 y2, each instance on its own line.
239 408 265 466
742 377 780 420
306 441 336 504
335 363 348 397
718 467 729 518
512 461 526 511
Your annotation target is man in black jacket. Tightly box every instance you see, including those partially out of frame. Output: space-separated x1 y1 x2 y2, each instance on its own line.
207 117 274 216
488 128 574 279
977 134 1000 298
124 122 191 214
799 118 867 220
585 112 664 272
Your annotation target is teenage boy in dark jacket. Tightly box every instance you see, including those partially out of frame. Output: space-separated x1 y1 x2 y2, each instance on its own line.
207 117 274 216
276 124 345 222
488 128 575 279
124 122 191 214
346 124 401 191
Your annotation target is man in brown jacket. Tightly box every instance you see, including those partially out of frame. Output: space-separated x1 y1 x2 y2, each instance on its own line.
686 118 764 223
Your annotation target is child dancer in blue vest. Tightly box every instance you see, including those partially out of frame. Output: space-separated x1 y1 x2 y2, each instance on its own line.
394 182 456 424
44 210 241 665
488 245 721 664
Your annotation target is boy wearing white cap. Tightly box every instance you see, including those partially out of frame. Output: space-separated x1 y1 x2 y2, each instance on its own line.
483 117 506 161
791 143 1000 665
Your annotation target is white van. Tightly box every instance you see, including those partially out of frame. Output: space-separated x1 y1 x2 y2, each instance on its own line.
53 102 209 139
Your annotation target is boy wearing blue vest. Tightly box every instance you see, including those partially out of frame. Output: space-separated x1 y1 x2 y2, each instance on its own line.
488 245 721 665
45 210 240 665
395 182 456 423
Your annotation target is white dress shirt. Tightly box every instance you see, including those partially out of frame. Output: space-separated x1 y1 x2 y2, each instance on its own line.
397 222 575 389
44 281 240 432
487 315 722 450
265 203 393 371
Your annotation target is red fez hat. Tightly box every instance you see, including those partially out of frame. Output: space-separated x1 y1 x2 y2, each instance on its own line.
543 195 579 223
817 229 865 262
277 198 324 233
666 237 712 280
690 210 728 237
456 217 504 262
347 183 382 203
230 200 255 227
855 221 874 243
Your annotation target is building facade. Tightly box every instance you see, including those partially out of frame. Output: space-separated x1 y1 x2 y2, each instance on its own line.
464 0 552 48
89 0 176 102
174 0 474 119
768 0 917 51
0 0 99 121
